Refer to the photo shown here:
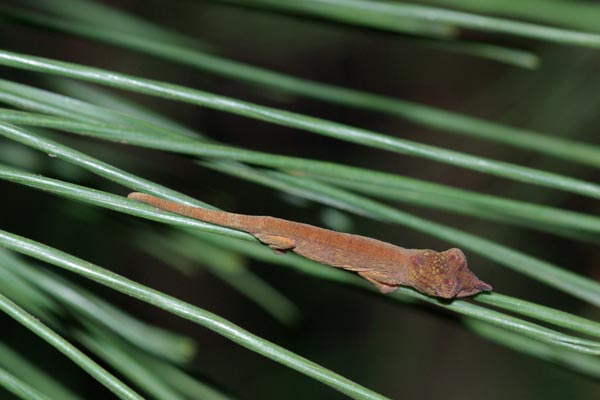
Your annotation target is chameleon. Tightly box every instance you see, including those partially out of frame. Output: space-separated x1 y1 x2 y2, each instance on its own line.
128 192 492 299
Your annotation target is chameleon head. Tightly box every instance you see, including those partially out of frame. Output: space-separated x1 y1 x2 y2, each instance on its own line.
408 248 492 299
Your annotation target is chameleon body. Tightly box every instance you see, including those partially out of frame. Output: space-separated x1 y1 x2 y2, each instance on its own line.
128 192 492 299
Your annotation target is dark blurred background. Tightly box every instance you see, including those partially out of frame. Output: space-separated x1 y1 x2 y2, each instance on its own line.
1 1 600 399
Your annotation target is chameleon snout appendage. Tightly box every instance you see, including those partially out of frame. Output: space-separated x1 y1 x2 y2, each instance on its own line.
128 192 492 299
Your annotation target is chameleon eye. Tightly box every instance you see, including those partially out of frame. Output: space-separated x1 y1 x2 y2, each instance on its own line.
444 248 461 261
443 248 467 268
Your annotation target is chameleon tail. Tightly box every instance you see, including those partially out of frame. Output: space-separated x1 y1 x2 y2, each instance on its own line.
127 192 258 232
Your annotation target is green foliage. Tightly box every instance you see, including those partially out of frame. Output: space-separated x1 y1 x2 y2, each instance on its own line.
1 0 600 399
2 50 600 199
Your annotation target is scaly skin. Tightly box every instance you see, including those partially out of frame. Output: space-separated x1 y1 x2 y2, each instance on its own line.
128 192 492 298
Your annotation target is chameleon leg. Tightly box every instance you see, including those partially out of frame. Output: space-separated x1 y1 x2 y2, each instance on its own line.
254 234 296 254
358 272 398 294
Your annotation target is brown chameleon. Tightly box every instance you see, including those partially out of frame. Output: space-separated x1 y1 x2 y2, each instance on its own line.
128 192 492 299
